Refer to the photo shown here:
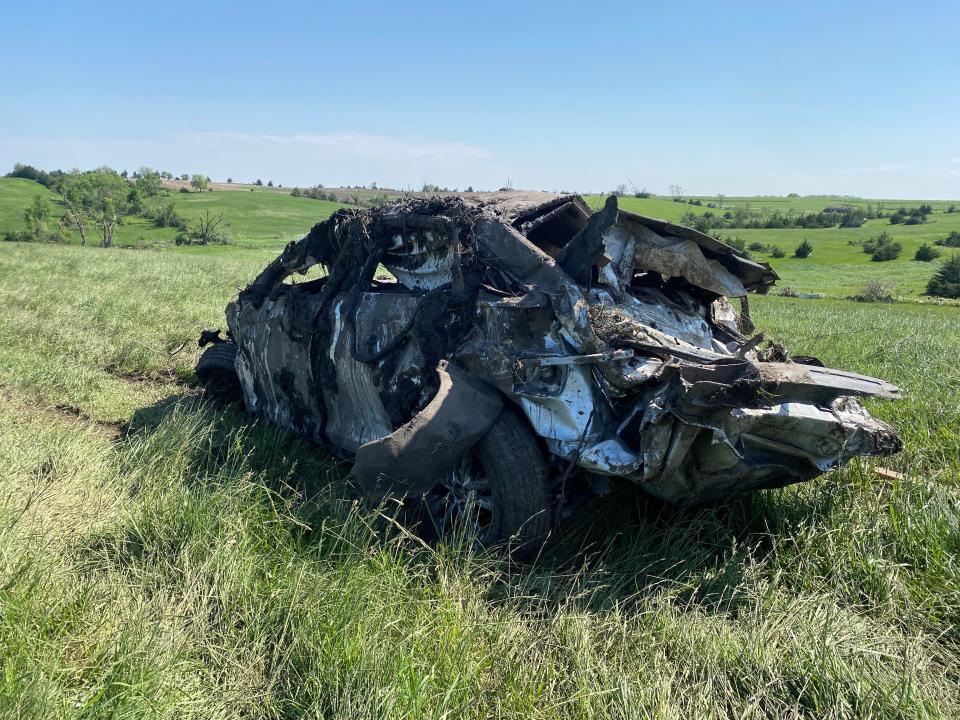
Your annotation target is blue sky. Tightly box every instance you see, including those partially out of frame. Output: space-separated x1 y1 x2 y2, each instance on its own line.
2 1 959 198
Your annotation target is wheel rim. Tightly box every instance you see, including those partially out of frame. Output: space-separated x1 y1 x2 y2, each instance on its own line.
425 453 495 543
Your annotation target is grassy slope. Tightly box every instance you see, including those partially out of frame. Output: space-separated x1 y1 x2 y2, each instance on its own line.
168 189 346 248
0 177 346 249
0 176 59 230
0 242 958 717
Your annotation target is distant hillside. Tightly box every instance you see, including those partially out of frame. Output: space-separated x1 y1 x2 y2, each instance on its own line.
2 176 958 299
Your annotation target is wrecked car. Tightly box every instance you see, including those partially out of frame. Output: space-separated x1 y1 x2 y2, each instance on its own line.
197 193 902 551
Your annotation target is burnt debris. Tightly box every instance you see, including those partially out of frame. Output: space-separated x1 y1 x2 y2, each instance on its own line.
211 193 901 521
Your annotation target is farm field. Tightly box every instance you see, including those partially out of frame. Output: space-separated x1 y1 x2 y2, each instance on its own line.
1 219 959 716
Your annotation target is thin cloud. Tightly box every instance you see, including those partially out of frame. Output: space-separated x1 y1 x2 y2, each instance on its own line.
180 131 491 160
832 162 908 175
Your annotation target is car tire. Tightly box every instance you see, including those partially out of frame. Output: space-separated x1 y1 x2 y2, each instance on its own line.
421 408 552 558
196 342 241 401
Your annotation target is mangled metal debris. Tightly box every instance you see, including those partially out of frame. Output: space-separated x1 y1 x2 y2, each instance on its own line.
197 193 902 552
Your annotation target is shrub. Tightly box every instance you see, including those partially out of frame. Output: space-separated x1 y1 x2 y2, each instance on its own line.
727 236 747 253
152 202 187 230
47 227 69 243
935 231 960 248
175 210 228 246
3 229 32 242
850 280 894 303
863 231 901 260
179 187 190 194
914 244 941 262
712 234 749 257
794 239 813 258
862 231 889 254
872 241 902 261
745 242 785 257
927 254 960 298
838 213 866 228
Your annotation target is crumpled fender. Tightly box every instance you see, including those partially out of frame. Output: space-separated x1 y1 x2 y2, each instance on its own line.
348 360 504 497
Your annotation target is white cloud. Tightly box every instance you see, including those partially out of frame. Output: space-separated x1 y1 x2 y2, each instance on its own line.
831 162 907 175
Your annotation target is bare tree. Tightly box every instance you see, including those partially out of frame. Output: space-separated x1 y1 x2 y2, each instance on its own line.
669 184 685 200
193 210 227 245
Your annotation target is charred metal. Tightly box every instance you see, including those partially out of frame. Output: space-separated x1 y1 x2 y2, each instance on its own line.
200 193 902 547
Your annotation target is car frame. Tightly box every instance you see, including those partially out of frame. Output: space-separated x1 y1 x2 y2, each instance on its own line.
197 193 902 553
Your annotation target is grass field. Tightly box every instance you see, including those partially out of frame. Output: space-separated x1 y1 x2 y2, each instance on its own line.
1 228 959 716
4 177 959 299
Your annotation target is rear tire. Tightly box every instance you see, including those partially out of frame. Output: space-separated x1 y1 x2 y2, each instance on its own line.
196 342 241 401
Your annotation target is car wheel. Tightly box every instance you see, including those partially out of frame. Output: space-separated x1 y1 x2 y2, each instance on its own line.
196 342 242 401
424 408 552 557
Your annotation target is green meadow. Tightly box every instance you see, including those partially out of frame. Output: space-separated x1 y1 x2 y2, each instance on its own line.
0 177 348 250
0 178 959 717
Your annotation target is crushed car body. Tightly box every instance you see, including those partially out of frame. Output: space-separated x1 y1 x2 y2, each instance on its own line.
198 193 902 548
